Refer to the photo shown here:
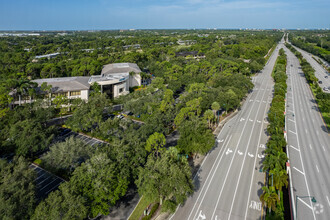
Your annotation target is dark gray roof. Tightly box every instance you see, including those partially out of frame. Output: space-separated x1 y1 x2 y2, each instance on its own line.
101 63 141 76
32 76 90 93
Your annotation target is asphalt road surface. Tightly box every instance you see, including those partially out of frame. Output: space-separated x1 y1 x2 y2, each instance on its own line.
284 45 330 220
292 45 330 93
170 41 284 220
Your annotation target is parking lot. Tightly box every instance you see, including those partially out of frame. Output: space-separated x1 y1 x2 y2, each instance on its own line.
57 128 107 147
30 163 65 200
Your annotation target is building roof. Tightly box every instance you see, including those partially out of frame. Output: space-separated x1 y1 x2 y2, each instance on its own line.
101 63 141 76
32 76 90 93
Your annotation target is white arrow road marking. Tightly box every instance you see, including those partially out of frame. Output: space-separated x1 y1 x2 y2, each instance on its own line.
258 154 265 158
238 150 243 155
249 119 253 122
226 149 233 155
256 100 260 102
196 210 206 220
240 118 245 122
248 152 254 158
217 139 224 143
259 144 265 148
249 99 253 102
257 120 261 123
263 100 266 103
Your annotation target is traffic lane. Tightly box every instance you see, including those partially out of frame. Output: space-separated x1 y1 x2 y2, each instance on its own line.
286 64 316 220
172 44 279 220
293 66 330 219
240 91 273 220
171 122 234 220
217 46 280 219
293 46 330 91
186 87 268 220
203 55 277 220
289 50 329 220
227 83 273 220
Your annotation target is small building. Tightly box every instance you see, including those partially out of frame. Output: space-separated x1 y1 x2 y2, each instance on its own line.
9 63 142 106
89 63 141 98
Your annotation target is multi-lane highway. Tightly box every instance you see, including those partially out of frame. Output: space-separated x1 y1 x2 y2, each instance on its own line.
170 41 284 220
292 45 330 92
284 45 330 220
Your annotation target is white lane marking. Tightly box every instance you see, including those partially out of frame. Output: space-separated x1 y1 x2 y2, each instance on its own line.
40 178 58 191
288 109 294 113
293 166 305 175
316 165 319 173
305 129 307 134
309 144 312 150
186 135 231 220
226 148 233 155
326 196 330 207
237 150 243 155
298 197 313 210
36 172 47 180
257 154 264 159
316 131 319 136
45 181 63 195
288 119 295 123
289 145 300 151
322 146 326 152
289 130 296 134
249 200 262 211
196 210 206 220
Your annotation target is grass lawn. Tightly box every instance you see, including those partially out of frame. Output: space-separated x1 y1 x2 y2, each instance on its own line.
129 196 155 220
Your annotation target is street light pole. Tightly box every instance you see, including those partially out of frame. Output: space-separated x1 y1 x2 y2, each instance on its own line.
295 195 316 220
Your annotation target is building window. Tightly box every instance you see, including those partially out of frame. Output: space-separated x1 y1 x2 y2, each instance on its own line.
119 88 124 93
52 92 68 98
70 91 81 96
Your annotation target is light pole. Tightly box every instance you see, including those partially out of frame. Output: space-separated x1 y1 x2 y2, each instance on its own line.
295 195 316 220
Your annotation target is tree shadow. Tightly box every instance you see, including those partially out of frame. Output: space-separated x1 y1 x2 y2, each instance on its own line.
321 125 329 133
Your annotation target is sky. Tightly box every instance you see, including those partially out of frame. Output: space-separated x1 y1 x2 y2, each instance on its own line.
0 0 329 30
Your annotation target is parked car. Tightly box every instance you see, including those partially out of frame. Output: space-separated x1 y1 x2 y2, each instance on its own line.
325 75 328 78
323 87 329 91
116 114 124 119
319 81 322 84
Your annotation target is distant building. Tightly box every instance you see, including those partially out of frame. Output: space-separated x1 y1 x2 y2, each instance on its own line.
35 52 61 59
10 63 142 105
175 51 205 59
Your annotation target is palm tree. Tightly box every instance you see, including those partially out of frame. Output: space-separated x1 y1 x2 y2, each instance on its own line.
260 186 279 213
12 78 38 105
211 101 220 123
204 109 215 129
270 168 288 200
